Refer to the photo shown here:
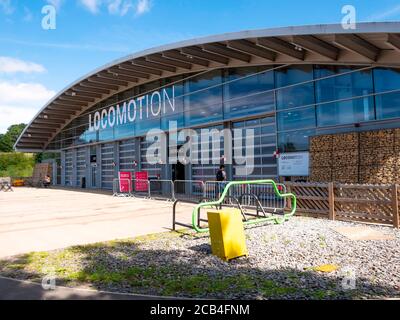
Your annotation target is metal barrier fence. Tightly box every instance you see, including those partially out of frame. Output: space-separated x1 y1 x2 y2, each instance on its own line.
112 178 286 211
173 180 205 203
131 179 151 198
113 178 151 198
148 179 175 201
112 178 132 197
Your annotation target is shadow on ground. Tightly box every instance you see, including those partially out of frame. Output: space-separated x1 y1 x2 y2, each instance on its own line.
0 231 398 300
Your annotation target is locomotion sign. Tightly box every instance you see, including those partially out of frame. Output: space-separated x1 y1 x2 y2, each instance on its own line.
88 86 175 132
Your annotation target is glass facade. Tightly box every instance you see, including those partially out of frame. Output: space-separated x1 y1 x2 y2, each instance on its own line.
46 64 400 155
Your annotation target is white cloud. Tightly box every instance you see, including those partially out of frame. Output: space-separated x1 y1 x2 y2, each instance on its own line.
107 0 122 14
0 81 56 133
0 57 46 74
368 5 400 21
46 0 64 10
79 0 152 16
79 0 101 14
0 0 14 15
135 0 151 16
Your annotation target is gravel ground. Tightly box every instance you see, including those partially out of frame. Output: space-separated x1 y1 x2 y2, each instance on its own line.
1 216 399 300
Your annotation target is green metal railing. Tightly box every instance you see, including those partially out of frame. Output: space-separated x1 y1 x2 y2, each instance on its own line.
191 180 297 233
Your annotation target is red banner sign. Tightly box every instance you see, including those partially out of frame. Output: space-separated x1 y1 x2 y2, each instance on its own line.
118 171 132 193
135 171 148 192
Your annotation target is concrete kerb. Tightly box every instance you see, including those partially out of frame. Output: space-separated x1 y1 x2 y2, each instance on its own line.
0 275 189 300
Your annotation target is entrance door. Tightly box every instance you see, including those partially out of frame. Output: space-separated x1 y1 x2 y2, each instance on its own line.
91 164 97 188
172 159 185 192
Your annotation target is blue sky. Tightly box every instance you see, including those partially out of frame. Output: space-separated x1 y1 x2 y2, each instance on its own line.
0 0 400 133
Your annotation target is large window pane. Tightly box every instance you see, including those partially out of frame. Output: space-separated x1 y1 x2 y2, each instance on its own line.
135 118 160 137
276 65 315 110
185 70 222 126
161 113 184 131
375 91 400 120
99 128 114 141
275 65 314 87
373 68 400 120
224 67 275 119
184 103 222 126
314 65 364 79
277 107 316 131
315 67 373 104
374 67 400 93
278 129 315 152
276 83 315 110
184 70 223 126
115 122 135 139
317 97 375 127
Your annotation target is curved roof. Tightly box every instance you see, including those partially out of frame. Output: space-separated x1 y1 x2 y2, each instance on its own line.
15 22 400 151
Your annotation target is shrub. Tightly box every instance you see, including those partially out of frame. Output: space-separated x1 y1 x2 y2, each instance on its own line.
0 153 35 178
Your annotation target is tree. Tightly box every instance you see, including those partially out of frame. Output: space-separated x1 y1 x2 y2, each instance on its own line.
0 124 26 152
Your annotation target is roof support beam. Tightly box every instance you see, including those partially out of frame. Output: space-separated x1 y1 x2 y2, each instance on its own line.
25 128 56 134
292 35 340 60
42 109 77 116
385 34 400 52
17 143 44 148
58 95 95 103
227 39 276 61
35 119 65 125
147 54 192 69
75 85 110 95
30 123 60 129
21 132 52 140
333 34 380 61
39 115 70 122
100 71 139 83
257 37 304 60
52 100 85 107
66 90 102 99
181 46 229 64
122 63 163 76
83 79 119 91
109 66 150 79
49 104 82 111
95 74 130 86
89 76 127 87
163 50 210 67
19 138 49 144
133 58 176 72
202 43 252 62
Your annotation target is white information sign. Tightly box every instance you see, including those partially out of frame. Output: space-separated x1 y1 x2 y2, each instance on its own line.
278 152 310 176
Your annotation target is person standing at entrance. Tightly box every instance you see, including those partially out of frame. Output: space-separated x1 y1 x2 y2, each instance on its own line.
215 165 227 201
216 165 227 182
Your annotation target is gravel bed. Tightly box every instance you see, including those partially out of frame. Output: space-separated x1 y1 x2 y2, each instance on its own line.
1 216 399 299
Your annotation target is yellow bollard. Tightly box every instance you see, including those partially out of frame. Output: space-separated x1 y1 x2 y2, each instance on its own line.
207 208 248 261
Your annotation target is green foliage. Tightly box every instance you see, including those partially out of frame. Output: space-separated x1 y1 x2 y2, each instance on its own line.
0 124 26 152
0 152 35 177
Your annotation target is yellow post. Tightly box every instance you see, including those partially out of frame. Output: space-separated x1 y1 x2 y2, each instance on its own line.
207 208 248 261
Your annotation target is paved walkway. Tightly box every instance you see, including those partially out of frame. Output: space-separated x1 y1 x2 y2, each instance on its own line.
0 276 169 300
0 187 194 258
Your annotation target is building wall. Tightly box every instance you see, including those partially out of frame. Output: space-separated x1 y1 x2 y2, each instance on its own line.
48 64 400 188
47 65 400 153
310 129 400 184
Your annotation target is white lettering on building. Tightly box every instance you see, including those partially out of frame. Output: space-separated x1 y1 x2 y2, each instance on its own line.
89 86 175 132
